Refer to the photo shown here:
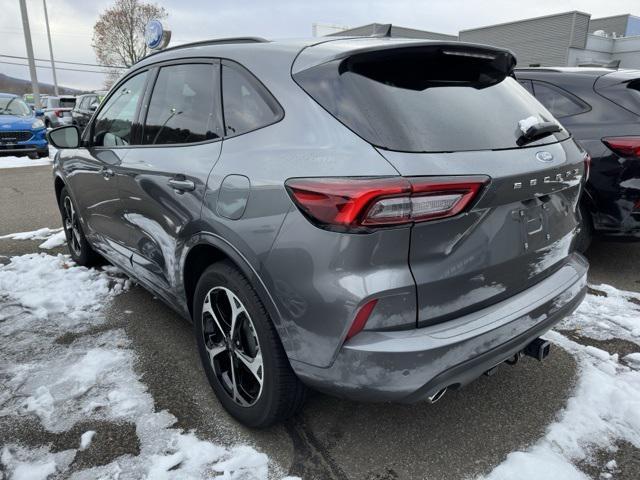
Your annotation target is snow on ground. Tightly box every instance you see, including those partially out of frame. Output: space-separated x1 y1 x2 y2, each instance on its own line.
0 227 66 250
0 253 283 479
482 285 640 480
0 146 57 169
0 156 52 168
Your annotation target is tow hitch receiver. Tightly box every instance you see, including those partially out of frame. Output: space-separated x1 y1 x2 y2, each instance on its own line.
524 338 551 362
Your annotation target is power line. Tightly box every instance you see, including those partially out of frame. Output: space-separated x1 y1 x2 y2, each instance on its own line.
0 60 110 74
0 53 126 69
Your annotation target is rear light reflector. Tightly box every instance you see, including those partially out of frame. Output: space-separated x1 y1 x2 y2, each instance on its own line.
602 137 640 159
54 110 63 118
345 299 378 342
583 152 591 182
286 176 488 231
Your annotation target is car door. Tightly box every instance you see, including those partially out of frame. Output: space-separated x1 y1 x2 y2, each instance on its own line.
63 71 149 267
116 60 224 294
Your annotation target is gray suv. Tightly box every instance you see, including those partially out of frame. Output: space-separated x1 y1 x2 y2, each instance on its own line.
47 37 588 427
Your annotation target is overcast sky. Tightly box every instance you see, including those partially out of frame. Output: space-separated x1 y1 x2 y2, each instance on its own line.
1 0 638 91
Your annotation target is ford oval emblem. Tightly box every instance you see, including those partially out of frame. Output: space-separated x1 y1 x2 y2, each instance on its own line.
144 20 171 51
535 151 554 163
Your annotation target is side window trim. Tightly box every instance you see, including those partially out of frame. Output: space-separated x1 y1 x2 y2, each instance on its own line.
87 69 151 148
220 59 284 139
138 59 223 147
531 80 591 118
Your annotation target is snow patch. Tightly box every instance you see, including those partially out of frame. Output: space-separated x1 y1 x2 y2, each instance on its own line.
0 227 62 241
79 431 95 450
518 115 542 134
483 286 640 479
0 156 52 169
39 230 67 249
0 253 284 479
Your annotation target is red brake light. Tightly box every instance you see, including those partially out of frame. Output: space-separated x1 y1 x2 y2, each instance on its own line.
602 137 640 159
285 176 488 231
345 299 378 342
54 109 63 118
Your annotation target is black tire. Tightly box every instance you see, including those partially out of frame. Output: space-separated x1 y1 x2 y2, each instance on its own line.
193 261 306 427
44 119 50 128
38 149 49 158
575 202 593 253
58 187 102 266
27 152 39 160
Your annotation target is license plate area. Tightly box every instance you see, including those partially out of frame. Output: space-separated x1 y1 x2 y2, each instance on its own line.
513 201 550 252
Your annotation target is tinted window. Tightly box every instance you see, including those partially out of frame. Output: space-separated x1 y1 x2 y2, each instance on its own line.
532 81 589 118
60 98 76 108
222 64 283 136
518 79 534 94
596 76 640 116
93 72 147 147
79 97 90 109
295 47 568 152
143 63 222 145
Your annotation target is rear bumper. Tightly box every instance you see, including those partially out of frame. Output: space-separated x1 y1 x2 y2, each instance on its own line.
292 253 588 402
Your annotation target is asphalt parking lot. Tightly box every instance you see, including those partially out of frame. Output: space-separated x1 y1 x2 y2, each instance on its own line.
1 164 639 479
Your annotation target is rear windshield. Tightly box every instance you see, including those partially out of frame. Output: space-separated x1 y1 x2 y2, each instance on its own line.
60 98 76 108
294 47 569 152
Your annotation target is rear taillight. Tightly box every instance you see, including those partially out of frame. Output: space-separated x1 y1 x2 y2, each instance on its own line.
54 109 64 118
285 176 488 231
602 137 640 159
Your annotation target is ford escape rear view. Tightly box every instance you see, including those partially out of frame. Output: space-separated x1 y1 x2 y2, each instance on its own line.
47 37 588 427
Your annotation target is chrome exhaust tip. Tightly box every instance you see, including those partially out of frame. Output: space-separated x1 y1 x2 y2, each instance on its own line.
427 387 447 404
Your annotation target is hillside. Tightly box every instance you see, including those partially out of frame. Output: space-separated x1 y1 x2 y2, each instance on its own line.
0 73 82 96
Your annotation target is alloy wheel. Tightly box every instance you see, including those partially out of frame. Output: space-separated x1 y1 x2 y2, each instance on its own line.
63 196 82 257
201 286 264 407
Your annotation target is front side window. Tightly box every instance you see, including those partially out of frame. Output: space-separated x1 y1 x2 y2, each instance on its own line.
92 72 147 147
142 63 222 145
222 63 283 137
532 81 590 118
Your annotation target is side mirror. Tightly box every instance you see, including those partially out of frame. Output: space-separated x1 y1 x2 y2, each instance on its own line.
35 109 44 117
89 103 99 112
47 125 81 149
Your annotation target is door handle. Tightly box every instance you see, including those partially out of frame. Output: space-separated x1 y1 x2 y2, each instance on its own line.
102 167 114 179
168 177 195 193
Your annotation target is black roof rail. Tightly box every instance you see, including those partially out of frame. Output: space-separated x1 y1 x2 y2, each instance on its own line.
136 37 269 64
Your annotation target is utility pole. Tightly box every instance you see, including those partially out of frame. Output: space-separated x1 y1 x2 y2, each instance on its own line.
43 0 59 96
18 0 40 108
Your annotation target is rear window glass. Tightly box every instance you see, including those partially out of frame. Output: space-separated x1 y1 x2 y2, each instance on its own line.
598 78 640 116
294 47 569 152
60 98 76 108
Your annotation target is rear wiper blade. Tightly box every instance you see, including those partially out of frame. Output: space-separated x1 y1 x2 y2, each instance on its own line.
517 121 561 146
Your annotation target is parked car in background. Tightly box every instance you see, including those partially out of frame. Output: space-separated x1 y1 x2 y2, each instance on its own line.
0 93 48 158
48 37 588 427
72 92 105 130
515 68 640 250
43 95 76 128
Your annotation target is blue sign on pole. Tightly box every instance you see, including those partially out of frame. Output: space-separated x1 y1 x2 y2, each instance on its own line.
145 20 171 50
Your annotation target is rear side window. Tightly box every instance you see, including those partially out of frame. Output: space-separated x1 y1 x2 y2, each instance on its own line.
597 77 640 116
93 72 147 147
531 81 590 118
143 63 222 145
294 46 569 153
221 63 283 137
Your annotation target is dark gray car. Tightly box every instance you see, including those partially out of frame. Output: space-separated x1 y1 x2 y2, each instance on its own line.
47 37 588 427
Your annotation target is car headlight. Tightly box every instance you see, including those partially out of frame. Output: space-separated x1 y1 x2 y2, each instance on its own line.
32 119 45 129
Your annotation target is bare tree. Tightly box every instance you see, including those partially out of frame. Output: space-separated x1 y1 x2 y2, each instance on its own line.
92 0 167 88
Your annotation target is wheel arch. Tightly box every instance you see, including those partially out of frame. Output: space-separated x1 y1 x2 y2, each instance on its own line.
54 174 66 205
181 233 291 351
